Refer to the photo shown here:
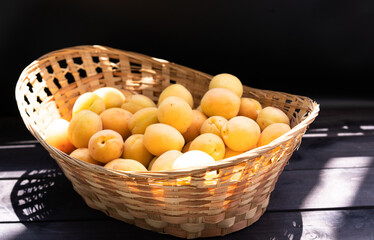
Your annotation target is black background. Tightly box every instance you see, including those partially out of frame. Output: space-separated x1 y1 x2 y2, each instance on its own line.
3 0 374 117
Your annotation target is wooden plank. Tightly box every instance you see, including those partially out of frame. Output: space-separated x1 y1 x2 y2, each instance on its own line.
268 167 374 211
1 209 374 240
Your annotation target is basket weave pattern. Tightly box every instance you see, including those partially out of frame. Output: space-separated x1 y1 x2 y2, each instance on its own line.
16 45 319 238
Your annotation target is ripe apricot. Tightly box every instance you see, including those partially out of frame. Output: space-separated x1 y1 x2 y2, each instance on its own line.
182 110 207 142
104 158 148 172
223 147 245 159
209 73 243 97
189 133 225 161
88 129 124 163
100 108 132 140
221 116 260 152
72 92 106 116
256 106 290 131
68 110 103 148
93 87 126 109
158 84 194 108
143 123 185 156
69 148 102 165
150 150 183 171
200 88 240 119
157 96 193 133
257 123 291 147
121 94 156 114
45 119 76 154
172 150 215 170
200 116 228 138
128 107 158 134
123 134 153 167
238 98 262 120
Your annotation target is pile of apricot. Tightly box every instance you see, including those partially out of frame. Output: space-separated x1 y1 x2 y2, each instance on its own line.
44 73 291 174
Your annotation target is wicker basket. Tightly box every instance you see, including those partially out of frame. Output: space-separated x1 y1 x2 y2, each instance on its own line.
15 45 319 239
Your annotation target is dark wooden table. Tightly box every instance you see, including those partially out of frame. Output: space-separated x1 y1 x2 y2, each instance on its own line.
2 101 374 240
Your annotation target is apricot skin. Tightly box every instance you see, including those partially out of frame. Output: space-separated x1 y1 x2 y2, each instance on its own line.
45 119 76 154
123 134 153 167
182 110 207 143
128 107 158 134
200 88 240 120
157 96 193 134
238 98 262 120
104 158 148 172
221 116 261 152
143 123 185 156
93 87 126 109
257 123 291 147
100 108 132 140
121 94 156 114
188 133 225 161
68 110 103 148
256 106 290 131
70 148 102 165
150 150 183 171
209 73 243 97
200 116 228 138
88 129 124 164
72 92 106 117
158 84 194 108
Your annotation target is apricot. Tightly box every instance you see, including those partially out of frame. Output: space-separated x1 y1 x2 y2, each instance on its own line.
72 92 106 116
172 150 215 171
221 116 260 152
182 110 207 142
123 134 153 167
121 94 156 114
182 141 192 153
45 119 76 154
100 108 133 140
70 148 102 165
200 88 240 119
256 106 290 131
257 123 291 147
157 96 193 133
68 110 103 148
238 98 262 120
93 87 126 109
189 133 225 161
143 123 185 156
209 73 243 97
104 158 148 172
128 107 158 134
88 129 124 163
200 116 228 138
158 84 194 108
150 150 183 171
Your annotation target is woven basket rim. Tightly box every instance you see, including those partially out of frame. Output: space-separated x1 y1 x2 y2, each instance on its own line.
15 45 320 179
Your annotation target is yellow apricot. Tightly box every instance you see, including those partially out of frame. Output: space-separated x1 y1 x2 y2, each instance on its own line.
123 134 153 167
72 92 106 116
257 123 291 147
200 88 240 119
221 116 260 152
128 107 158 134
121 94 156 114
104 158 148 172
150 150 183 171
238 98 262 120
143 123 185 156
93 87 126 109
100 108 132 140
182 110 208 142
172 150 216 172
157 96 193 134
68 110 103 148
200 116 228 138
189 133 225 161
45 119 76 154
70 148 102 165
88 129 124 164
209 73 243 97
182 141 192 153
256 106 290 131
158 84 194 108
